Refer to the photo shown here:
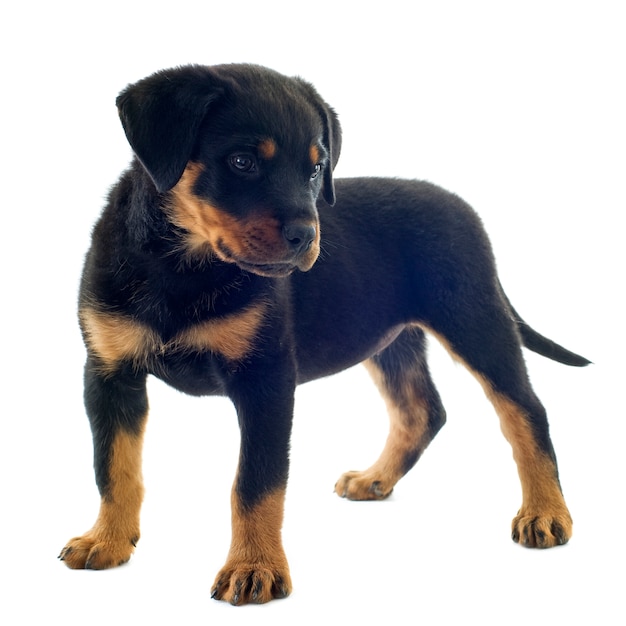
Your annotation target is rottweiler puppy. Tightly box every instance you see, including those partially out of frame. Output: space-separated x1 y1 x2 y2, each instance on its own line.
59 64 589 605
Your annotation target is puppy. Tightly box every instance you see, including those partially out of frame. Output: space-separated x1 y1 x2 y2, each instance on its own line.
59 64 589 605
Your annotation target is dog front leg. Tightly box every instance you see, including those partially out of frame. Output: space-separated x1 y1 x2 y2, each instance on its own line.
60 361 148 569
211 370 294 605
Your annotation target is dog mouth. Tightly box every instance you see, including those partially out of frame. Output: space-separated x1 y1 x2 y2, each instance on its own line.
234 259 298 278
215 244 296 277
215 239 318 278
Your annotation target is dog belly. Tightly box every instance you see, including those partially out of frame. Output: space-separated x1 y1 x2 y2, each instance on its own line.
295 324 405 384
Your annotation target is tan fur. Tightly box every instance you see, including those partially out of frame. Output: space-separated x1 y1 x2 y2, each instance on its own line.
168 163 281 259
386 325 573 546
80 307 161 373
176 304 268 361
482 385 573 546
167 163 265 259
168 163 320 271
212 488 292 604
309 144 320 165
335 356 431 500
59 428 145 569
258 138 277 160
81 302 268 373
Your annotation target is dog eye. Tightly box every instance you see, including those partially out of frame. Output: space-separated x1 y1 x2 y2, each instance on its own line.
311 164 322 180
229 154 257 173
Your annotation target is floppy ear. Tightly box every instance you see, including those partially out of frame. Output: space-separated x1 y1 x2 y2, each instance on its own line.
297 79 342 206
116 66 223 192
319 104 342 206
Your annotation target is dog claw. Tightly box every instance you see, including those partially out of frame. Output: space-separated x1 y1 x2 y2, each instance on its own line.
278 580 290 598
369 481 385 497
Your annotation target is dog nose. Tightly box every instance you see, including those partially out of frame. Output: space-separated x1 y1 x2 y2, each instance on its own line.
282 223 316 254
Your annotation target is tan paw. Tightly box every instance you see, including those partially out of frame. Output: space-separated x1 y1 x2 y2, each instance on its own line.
511 508 572 548
334 470 395 500
211 561 292 605
59 531 138 569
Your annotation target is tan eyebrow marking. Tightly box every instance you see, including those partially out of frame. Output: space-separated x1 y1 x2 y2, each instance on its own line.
258 138 277 160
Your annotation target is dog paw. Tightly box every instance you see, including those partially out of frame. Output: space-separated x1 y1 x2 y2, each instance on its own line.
511 509 572 548
211 562 292 605
59 532 138 569
334 470 394 500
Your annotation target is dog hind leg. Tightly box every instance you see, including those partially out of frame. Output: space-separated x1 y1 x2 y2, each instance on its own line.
426 294 573 548
335 326 446 500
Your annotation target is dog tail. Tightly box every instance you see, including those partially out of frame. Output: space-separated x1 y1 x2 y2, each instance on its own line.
501 287 591 367
517 318 591 366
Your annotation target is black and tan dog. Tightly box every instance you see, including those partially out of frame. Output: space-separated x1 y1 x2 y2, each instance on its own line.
59 64 589 604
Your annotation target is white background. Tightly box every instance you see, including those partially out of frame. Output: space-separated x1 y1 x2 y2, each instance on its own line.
1 1 624 624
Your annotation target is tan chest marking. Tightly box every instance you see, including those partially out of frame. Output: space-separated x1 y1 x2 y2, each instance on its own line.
80 303 267 373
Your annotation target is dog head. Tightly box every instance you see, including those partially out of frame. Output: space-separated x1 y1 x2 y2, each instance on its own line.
116 64 342 277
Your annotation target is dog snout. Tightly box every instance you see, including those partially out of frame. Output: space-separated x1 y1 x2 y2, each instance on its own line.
282 222 317 255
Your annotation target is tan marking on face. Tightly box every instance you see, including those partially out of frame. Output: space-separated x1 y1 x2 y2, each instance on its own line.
309 144 320 166
167 163 249 258
258 138 277 160
80 302 268 372
168 163 320 272
295 223 321 272
169 164 283 263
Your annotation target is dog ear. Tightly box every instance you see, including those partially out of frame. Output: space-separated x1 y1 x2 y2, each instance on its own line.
319 104 342 206
116 66 223 193
297 80 342 206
